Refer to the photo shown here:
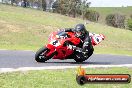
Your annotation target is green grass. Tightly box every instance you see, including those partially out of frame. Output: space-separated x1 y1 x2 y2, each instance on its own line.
90 7 132 23
0 67 131 88
0 4 132 55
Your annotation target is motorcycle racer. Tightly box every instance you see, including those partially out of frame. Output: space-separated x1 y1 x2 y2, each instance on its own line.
61 24 105 61
60 24 93 60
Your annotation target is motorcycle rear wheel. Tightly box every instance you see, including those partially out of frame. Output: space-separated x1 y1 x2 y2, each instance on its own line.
35 47 52 62
74 52 87 62
74 48 94 62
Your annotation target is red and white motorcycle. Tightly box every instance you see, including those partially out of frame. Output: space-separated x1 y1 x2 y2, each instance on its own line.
35 31 105 62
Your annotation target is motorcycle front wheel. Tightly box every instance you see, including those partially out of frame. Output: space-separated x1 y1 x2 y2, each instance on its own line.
35 47 54 62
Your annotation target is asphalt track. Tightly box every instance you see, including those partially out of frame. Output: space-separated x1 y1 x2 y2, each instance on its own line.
0 50 132 69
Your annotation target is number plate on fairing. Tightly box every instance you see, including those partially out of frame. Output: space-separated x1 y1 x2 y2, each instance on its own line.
50 40 61 47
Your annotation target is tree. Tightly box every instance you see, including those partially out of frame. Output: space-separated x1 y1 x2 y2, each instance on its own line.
52 0 66 14
42 0 46 11
80 0 91 19
45 0 54 11
52 0 91 18
52 0 60 13
21 0 27 7
84 10 99 22
67 0 81 17
11 0 15 6
52 0 59 12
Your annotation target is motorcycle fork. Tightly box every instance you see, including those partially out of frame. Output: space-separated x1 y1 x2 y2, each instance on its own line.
46 50 57 57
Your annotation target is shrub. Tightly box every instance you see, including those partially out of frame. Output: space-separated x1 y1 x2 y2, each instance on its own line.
130 14 132 19
105 13 125 28
84 10 99 22
127 19 132 31
105 14 114 26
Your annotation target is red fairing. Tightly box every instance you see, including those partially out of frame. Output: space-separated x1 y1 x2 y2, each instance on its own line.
46 31 81 59
65 32 81 46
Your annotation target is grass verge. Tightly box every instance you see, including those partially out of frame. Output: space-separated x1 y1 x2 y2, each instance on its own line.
0 67 132 88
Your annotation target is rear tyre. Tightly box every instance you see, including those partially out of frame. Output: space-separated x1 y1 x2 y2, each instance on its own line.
35 47 51 62
87 47 94 58
74 48 94 62
74 52 86 62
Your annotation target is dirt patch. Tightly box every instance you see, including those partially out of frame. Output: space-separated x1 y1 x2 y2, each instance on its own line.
6 24 20 32
30 24 59 36
0 20 22 33
0 20 7 23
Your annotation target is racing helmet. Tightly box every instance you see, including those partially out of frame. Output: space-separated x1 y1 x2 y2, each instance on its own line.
74 24 86 37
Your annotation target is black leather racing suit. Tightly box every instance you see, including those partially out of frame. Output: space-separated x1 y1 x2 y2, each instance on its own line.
64 28 94 59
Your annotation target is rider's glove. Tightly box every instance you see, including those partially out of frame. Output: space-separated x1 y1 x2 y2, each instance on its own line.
76 47 83 52
67 44 76 50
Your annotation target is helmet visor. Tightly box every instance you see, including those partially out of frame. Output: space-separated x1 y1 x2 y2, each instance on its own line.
76 31 84 37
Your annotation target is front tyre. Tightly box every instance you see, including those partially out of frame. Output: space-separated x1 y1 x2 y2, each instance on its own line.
35 47 50 62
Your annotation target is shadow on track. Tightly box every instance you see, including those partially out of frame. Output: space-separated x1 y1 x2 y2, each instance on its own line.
43 61 111 65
